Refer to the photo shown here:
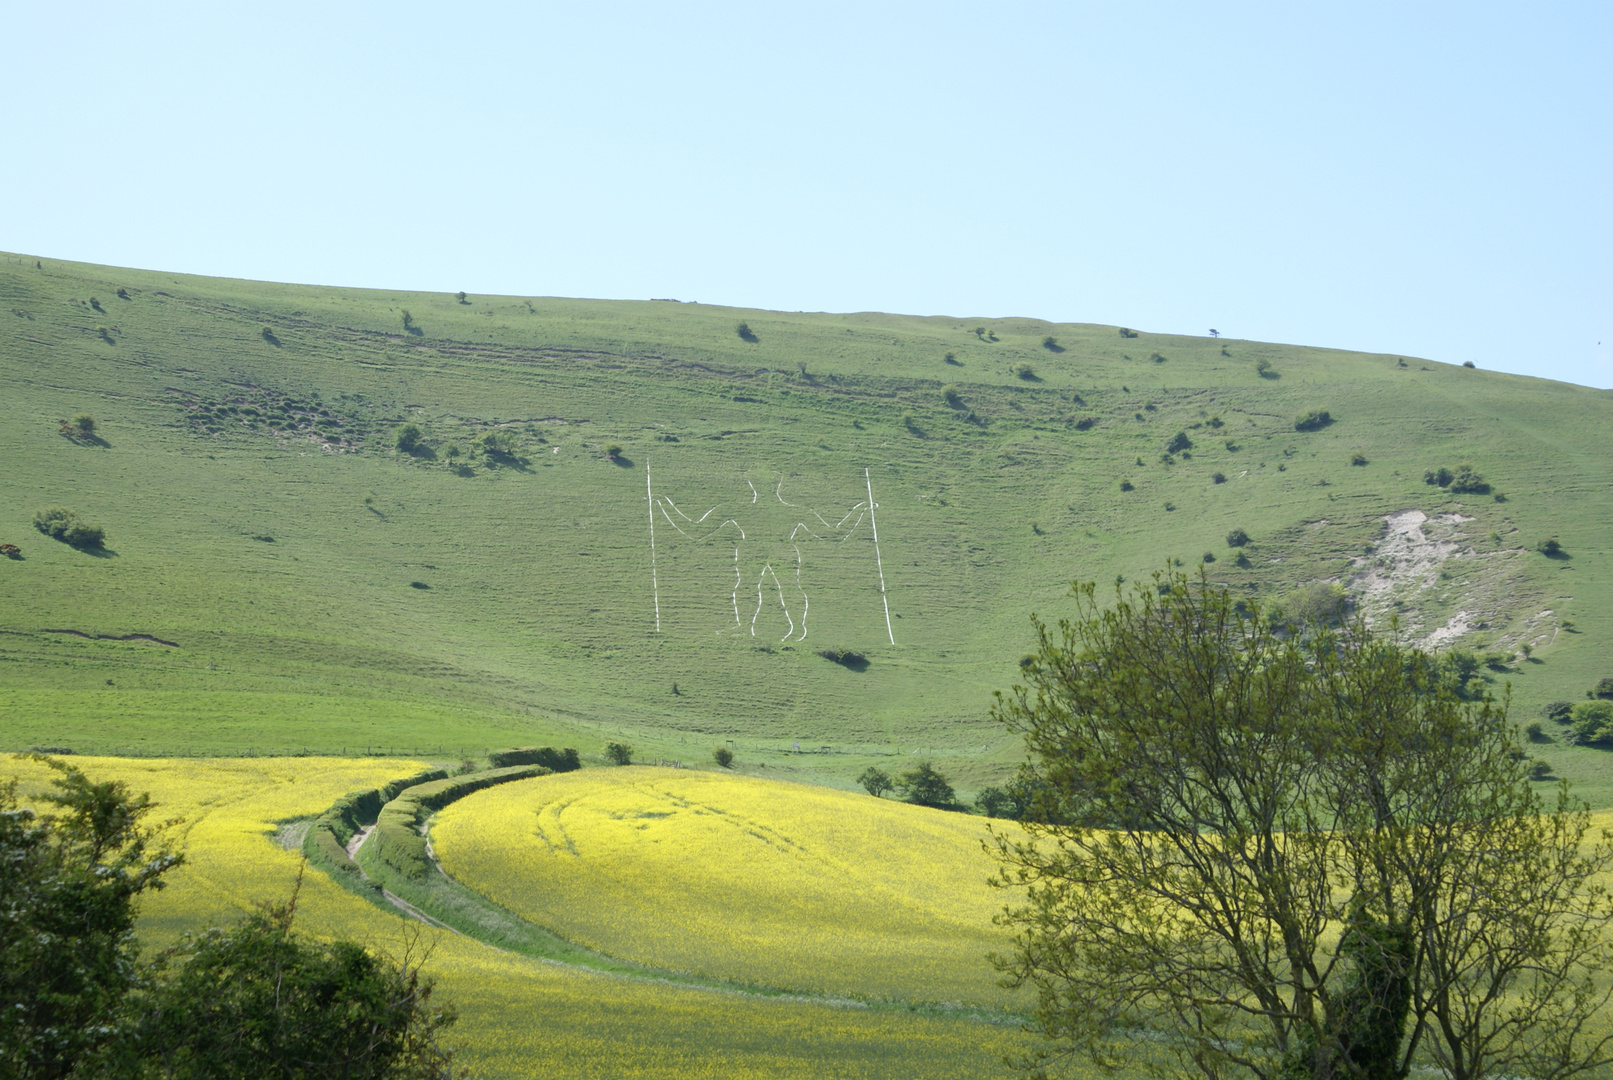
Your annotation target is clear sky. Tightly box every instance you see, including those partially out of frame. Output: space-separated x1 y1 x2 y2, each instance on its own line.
6 2 1609 388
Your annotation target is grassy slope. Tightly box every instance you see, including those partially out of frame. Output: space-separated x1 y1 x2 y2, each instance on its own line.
2 252 1610 798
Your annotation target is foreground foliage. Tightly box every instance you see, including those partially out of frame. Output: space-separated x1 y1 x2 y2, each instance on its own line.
2 757 1033 1079
992 574 1613 1080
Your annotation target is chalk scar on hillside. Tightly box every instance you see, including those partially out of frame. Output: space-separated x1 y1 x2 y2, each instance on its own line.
1348 509 1543 650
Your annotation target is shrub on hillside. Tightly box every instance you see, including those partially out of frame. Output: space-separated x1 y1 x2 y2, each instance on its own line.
898 761 956 808
0 543 21 560
1166 431 1193 454
1211 472 1226 484
818 647 868 671
1537 537 1565 558
943 351 961 365
735 322 758 343
1350 451 1368 466
1119 327 1138 338
858 766 893 798
1255 358 1277 378
1541 701 1571 725
394 424 423 453
1569 701 1613 745
605 742 633 766
1119 480 1134 492
67 414 96 438
1294 409 1333 432
1042 336 1062 352
942 384 963 407
33 507 105 549
1595 678 1613 700
1270 583 1350 629
713 746 734 768
1226 528 1250 548
1149 352 1166 364
477 429 520 460
1014 363 1038 380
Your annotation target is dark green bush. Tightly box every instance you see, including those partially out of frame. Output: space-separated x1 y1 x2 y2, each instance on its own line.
1569 702 1613 745
1149 352 1166 364
898 761 956 808
1014 363 1037 380
1525 721 1547 742
487 746 581 771
394 424 423 453
735 322 758 343
33 507 105 549
1119 480 1135 492
713 746 734 768
1528 759 1554 780
1042 336 1062 352
604 444 623 461
1074 417 1096 431
942 384 963 407
943 351 960 365
1255 358 1276 378
1350 451 1368 466
1595 678 1613 700
1537 537 1565 557
1226 528 1250 547
605 741 633 766
1294 409 1333 432
1119 327 1138 338
1202 551 1216 563
1463 360 1476 368
818 647 869 670
1166 431 1193 454
1211 472 1226 484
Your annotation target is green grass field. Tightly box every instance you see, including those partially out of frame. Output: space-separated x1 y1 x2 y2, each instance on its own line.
3 250 1611 799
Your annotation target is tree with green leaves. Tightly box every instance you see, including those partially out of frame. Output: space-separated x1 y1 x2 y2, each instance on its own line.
897 761 954 808
857 766 893 798
125 880 462 1079
1 757 182 1079
990 573 1613 1080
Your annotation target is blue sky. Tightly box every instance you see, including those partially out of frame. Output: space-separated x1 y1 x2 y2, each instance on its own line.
6 2 1609 388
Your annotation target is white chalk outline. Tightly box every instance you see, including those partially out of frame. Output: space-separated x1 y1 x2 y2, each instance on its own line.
746 479 758 504
866 467 895 645
646 460 661 632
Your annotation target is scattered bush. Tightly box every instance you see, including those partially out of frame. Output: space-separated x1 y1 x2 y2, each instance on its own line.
858 766 893 798
604 444 623 461
1294 409 1333 432
974 785 1015 818
0 543 21 560
1119 327 1138 338
400 309 414 329
116 288 130 300
1014 363 1037 380
1525 721 1547 742
942 384 963 407
1270 583 1350 629
1569 701 1613 745
1074 417 1096 431
455 290 468 304
1350 451 1368 466
1042 336 1062 352
33 507 105 549
1201 551 1216 563
408 581 430 590
1255 358 1276 378
1166 431 1193 454
1537 537 1565 557
1149 352 1166 364
713 746 734 768
736 322 758 343
69 414 95 437
897 761 956 808
1528 759 1555 780
478 429 520 459
1211 472 1226 484
1463 360 1476 369
1207 416 1224 428
943 351 961 365
1595 677 1613 700
605 741 634 766
1119 480 1135 492
1233 551 1252 568
1226 528 1250 548
394 423 423 453
818 647 869 671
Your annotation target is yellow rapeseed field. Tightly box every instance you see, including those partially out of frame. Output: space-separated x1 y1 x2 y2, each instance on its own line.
431 766 1025 1008
3 755 1034 1079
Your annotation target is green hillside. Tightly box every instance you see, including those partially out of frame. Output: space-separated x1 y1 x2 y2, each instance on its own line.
3 252 1610 799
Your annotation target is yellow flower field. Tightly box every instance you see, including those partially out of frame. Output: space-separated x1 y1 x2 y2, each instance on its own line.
432 766 1025 1008
3 755 1035 1079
